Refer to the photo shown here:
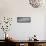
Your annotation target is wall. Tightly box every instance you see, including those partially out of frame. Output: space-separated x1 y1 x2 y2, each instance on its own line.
0 0 46 40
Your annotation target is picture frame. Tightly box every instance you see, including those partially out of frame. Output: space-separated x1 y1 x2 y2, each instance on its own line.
17 17 31 23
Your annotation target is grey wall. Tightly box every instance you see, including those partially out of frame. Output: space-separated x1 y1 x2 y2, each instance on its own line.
0 0 46 40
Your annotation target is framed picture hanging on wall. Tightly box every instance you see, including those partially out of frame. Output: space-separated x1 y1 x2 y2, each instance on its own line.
17 17 31 23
